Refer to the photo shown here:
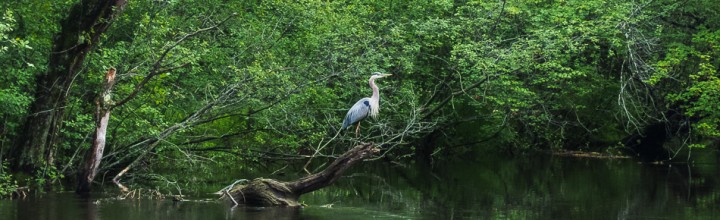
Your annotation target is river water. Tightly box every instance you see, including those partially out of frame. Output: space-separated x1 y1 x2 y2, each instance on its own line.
2 151 719 219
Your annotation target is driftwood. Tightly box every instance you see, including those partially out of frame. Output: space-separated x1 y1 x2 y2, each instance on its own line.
222 143 379 207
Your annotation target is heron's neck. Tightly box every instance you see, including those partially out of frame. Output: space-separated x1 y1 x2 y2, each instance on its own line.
369 77 380 118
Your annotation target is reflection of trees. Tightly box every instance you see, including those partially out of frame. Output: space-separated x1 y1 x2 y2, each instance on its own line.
294 152 720 219
329 154 720 219
8 158 718 219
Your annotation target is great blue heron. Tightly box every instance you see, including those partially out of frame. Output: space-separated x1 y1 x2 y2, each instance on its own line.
341 72 392 136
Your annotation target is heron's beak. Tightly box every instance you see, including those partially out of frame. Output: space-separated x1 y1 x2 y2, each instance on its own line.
381 74 392 77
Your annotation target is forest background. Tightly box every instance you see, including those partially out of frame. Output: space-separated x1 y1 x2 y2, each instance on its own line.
0 0 718 195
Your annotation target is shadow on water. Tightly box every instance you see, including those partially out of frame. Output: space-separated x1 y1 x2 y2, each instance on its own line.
2 150 720 219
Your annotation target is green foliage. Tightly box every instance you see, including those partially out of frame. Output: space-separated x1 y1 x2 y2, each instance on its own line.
0 9 34 144
658 29 720 142
0 161 18 198
1 0 720 190
0 0 70 153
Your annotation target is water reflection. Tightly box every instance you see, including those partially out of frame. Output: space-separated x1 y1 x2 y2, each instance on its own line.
1 152 719 219
302 152 720 219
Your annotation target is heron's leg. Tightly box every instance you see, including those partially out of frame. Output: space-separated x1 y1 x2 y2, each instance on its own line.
355 121 361 138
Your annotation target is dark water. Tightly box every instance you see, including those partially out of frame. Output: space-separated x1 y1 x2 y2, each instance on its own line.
2 152 720 219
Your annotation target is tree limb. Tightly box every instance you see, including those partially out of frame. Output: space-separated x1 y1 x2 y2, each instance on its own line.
422 75 491 120
112 13 238 109
224 143 379 206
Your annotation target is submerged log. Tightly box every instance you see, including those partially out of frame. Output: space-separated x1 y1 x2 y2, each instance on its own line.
223 143 379 207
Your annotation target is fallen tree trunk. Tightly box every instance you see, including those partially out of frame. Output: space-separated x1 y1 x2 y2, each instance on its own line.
222 143 379 207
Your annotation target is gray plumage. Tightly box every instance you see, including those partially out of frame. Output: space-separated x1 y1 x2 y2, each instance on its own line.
341 72 392 133
342 98 371 130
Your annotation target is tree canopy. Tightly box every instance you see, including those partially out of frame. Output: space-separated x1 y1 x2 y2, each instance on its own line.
0 0 718 192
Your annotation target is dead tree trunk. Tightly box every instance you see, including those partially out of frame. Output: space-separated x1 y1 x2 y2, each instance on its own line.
77 68 117 193
223 143 380 207
11 0 127 172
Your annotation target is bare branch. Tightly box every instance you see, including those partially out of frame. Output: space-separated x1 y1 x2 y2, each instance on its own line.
112 83 240 186
112 13 237 109
421 74 492 120
113 62 190 108
152 13 237 70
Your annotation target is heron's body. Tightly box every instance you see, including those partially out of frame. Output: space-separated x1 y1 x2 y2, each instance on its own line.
341 98 371 130
341 72 391 136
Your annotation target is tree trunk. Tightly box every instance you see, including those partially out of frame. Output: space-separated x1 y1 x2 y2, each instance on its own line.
223 143 380 207
77 68 116 193
10 0 127 172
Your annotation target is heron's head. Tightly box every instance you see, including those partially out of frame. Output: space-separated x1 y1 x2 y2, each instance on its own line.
370 72 392 79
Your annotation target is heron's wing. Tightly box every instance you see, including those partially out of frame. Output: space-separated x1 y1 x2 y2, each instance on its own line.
342 98 371 129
